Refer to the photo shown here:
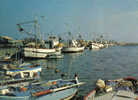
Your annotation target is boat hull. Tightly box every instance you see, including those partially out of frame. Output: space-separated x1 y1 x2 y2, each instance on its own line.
62 47 84 53
24 51 47 58
24 48 56 53
35 88 77 100
0 96 30 100
23 47 56 58
0 88 77 100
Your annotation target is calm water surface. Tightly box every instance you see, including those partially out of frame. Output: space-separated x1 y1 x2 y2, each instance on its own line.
1 46 138 98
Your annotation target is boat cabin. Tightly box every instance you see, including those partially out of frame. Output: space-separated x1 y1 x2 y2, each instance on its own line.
6 65 41 79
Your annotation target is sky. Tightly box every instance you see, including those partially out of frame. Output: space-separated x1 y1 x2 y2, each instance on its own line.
0 0 138 42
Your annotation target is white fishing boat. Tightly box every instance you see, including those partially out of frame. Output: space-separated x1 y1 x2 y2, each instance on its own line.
62 40 85 53
89 43 100 50
89 43 104 50
0 75 84 100
84 77 138 100
17 19 61 59
23 47 56 58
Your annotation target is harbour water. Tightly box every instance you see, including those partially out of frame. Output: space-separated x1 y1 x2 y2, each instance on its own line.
0 45 138 99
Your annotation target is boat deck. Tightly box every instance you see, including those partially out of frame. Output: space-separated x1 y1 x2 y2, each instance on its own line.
95 92 114 100
95 90 138 100
84 77 138 100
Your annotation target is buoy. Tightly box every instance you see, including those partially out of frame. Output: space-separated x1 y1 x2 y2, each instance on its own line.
55 69 60 73
52 81 56 85
20 87 27 92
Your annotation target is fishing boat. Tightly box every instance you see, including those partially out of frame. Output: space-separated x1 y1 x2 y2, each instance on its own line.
6 63 42 79
89 43 104 50
84 77 138 100
0 63 42 88
0 75 84 100
89 43 100 50
17 19 61 59
62 40 85 53
23 47 56 58
62 46 85 53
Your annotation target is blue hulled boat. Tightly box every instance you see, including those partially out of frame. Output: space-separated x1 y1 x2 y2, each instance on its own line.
0 63 42 88
0 76 84 100
6 63 42 79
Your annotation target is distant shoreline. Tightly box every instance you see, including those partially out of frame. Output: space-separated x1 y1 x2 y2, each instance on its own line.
117 42 138 46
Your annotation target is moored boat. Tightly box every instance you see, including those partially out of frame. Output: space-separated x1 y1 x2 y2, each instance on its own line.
89 43 104 50
0 76 84 100
62 40 85 53
6 63 42 79
62 46 85 53
17 19 61 59
0 63 42 88
84 77 138 100
23 47 56 58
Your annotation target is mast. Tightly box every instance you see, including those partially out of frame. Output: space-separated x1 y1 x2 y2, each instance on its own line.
17 17 45 48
